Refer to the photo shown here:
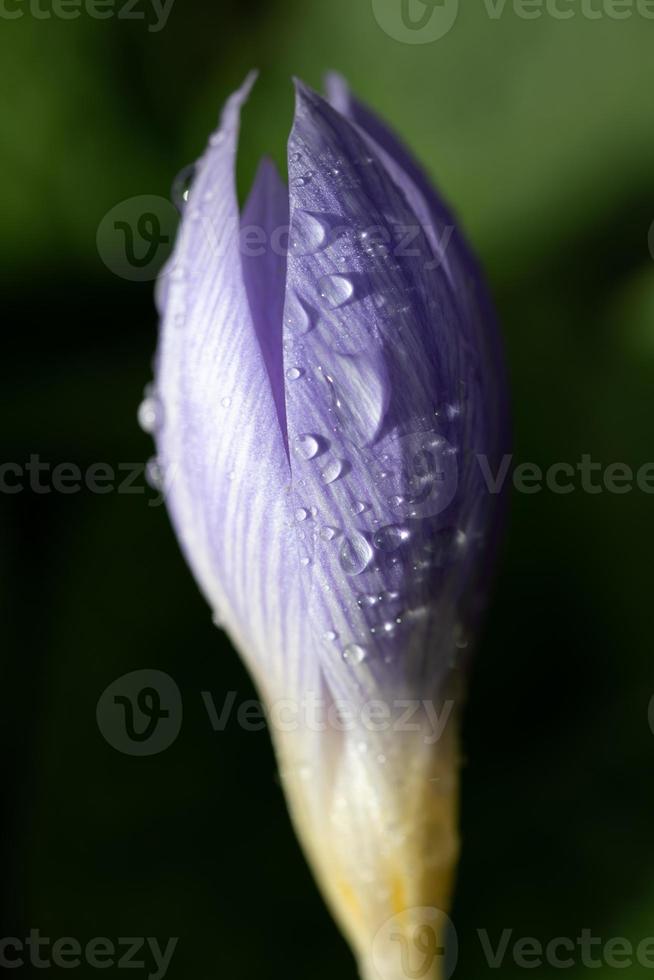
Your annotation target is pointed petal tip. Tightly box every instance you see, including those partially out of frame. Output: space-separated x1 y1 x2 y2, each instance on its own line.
291 76 325 113
323 70 349 108
254 153 279 177
218 69 259 127
246 154 287 204
240 68 259 96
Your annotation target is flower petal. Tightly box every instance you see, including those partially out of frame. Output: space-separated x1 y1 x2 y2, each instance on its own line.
153 75 297 699
284 80 499 710
324 70 509 459
241 156 290 451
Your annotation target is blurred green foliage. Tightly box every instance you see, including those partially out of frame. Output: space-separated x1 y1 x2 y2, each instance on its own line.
1 0 653 977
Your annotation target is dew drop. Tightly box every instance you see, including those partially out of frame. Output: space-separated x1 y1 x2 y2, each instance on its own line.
295 508 309 522
324 353 389 446
321 458 344 485
286 367 303 381
351 500 367 515
320 525 339 541
342 643 366 665
171 162 196 213
294 434 320 460
357 593 379 608
300 556 311 566
137 393 161 434
339 533 373 576
317 274 355 309
323 630 338 642
285 295 318 335
170 264 188 283
292 170 315 188
291 211 329 255
372 525 411 552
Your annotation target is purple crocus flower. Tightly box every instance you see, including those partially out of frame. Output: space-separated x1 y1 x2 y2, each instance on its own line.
149 71 507 980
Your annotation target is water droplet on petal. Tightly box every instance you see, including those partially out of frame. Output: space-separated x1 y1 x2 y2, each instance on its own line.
137 392 161 434
295 508 309 522
342 643 366 665
286 367 303 381
317 274 354 309
372 525 411 552
321 458 344 484
351 500 367 515
170 264 188 283
323 630 338 642
339 533 373 576
320 525 339 541
294 434 320 460
357 593 379 607
291 211 329 255
324 353 389 446
285 294 318 335
171 162 196 213
292 170 314 188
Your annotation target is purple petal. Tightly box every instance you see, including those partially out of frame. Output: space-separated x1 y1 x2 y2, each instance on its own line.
153 74 302 698
325 71 509 452
283 80 504 710
241 156 290 452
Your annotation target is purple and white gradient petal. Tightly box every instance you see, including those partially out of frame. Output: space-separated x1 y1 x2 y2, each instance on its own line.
148 72 508 980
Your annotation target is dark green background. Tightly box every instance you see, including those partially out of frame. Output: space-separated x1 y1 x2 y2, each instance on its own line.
2 0 654 977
